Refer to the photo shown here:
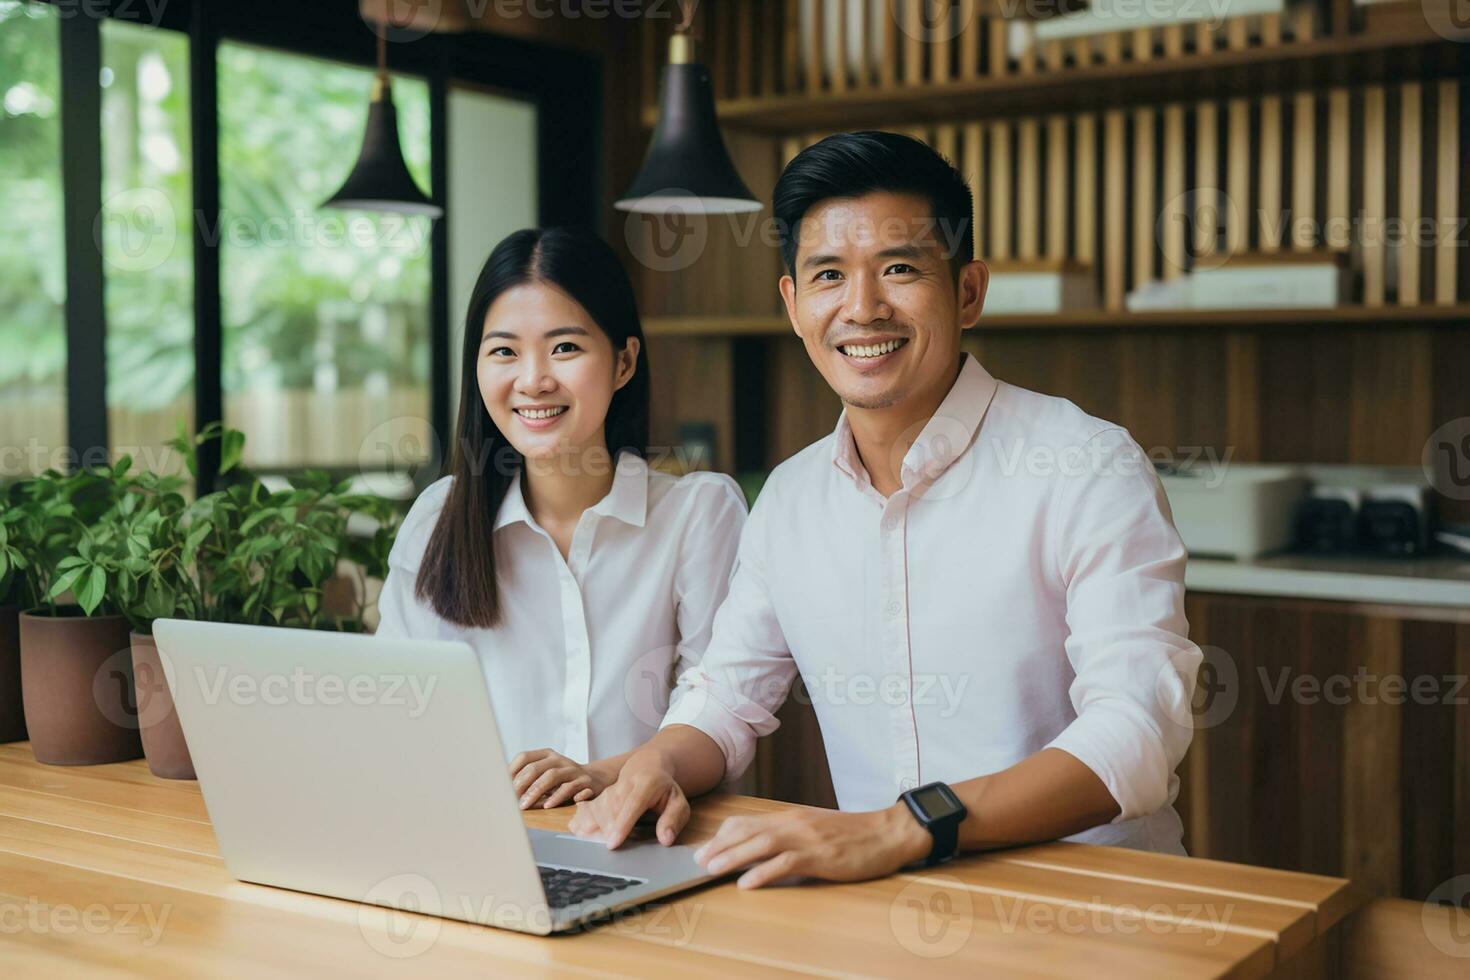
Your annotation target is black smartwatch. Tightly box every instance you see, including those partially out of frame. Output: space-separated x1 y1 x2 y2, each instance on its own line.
898 781 968 867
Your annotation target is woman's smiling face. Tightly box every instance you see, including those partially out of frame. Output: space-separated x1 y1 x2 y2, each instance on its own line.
477 281 639 463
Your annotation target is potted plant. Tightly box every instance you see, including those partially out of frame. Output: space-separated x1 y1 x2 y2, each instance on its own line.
94 424 401 777
15 461 141 766
0 480 39 743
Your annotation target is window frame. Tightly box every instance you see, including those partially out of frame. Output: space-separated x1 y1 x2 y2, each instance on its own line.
41 0 600 490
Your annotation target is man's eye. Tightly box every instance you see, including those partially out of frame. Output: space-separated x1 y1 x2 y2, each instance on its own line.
552 341 581 355
887 263 917 275
814 269 842 282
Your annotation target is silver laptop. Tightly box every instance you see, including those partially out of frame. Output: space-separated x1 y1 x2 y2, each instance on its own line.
153 619 717 935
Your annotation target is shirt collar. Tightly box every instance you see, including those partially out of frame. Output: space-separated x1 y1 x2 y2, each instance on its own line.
830 352 999 488
494 450 649 532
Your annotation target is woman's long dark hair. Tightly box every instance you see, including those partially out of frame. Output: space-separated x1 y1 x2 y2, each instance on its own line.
415 227 650 628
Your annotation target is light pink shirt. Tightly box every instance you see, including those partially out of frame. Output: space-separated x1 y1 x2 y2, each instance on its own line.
660 354 1201 853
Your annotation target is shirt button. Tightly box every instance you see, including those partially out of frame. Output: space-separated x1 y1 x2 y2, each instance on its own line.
885 600 902 617
899 778 917 792
883 516 899 531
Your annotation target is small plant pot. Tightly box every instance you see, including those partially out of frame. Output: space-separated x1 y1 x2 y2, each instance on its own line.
130 631 195 780
0 604 25 743
19 607 143 766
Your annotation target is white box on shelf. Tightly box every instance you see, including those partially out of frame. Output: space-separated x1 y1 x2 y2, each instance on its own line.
1158 464 1310 560
1034 0 1284 40
1186 252 1348 310
982 259 1097 315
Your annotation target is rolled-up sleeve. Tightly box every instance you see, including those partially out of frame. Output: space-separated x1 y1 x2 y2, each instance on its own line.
1044 429 1201 823
659 490 797 782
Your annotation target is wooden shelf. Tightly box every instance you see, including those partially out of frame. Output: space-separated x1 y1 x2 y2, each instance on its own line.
641 26 1466 133
644 304 1470 337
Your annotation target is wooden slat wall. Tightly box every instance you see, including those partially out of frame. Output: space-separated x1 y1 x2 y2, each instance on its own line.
717 78 1464 313
650 1 1348 107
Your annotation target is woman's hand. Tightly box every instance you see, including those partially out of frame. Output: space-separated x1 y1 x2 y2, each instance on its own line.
509 749 616 810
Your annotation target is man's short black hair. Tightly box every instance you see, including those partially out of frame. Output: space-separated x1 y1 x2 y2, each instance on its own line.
772 130 975 283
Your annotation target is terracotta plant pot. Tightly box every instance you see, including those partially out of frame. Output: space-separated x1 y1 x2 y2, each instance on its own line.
0 604 25 743
130 631 195 780
19 607 143 766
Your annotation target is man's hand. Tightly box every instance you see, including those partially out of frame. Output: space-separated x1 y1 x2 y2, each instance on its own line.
568 749 691 848
693 803 932 889
509 749 617 810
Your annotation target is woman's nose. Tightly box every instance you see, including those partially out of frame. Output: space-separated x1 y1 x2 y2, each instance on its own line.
515 356 556 394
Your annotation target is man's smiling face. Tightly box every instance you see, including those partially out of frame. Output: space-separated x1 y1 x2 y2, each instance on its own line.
778 191 986 412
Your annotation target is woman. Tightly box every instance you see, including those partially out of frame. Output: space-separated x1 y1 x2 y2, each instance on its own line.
375 226 746 810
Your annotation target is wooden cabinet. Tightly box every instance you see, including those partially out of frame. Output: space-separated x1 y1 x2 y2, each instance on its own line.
739 590 1470 901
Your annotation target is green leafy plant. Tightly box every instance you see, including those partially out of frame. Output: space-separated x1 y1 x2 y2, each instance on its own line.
44 422 403 633
1 464 125 616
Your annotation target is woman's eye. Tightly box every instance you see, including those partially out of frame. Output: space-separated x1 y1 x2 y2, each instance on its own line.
487 346 514 358
552 341 581 355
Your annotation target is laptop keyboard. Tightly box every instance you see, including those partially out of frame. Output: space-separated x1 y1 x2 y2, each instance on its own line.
538 865 642 909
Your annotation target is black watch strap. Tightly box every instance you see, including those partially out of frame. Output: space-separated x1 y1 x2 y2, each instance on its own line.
924 814 961 867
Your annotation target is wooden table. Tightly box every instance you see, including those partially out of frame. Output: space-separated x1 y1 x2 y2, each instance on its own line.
0 742 1360 978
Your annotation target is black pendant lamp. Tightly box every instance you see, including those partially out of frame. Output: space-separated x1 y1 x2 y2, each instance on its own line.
615 28 760 215
322 28 442 218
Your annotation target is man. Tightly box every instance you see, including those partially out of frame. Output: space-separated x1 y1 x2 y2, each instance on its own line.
572 131 1201 889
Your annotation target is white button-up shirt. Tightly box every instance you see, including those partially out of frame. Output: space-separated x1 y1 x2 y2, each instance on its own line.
376 453 747 764
661 354 1201 853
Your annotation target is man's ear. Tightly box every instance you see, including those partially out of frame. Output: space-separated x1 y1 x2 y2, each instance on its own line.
958 259 988 331
613 336 641 391
778 274 799 337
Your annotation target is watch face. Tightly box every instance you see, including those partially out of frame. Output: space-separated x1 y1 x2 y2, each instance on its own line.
911 783 962 821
